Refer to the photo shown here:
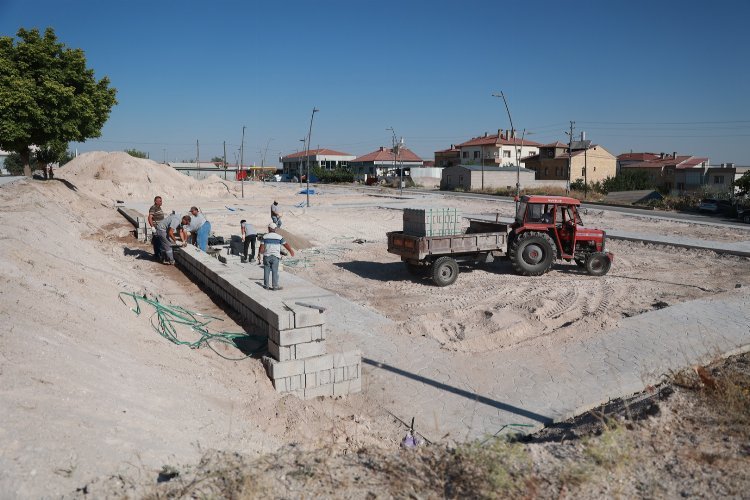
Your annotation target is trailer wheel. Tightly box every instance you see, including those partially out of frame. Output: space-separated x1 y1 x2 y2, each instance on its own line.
432 256 459 287
585 252 611 276
510 232 557 276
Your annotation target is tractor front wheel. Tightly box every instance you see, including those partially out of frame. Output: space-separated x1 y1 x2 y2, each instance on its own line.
585 252 611 276
431 256 459 287
510 232 557 276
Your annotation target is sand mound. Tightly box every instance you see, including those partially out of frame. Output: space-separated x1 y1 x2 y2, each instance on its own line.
57 151 237 203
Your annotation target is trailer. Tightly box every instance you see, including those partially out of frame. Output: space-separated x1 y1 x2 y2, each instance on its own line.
387 218 508 286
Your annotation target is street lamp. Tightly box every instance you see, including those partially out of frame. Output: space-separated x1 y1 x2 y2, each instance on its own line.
240 125 246 198
492 91 520 212
305 107 319 208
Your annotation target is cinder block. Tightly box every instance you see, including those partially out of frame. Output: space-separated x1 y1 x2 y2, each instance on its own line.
333 367 346 383
262 356 305 379
270 325 324 347
284 302 326 328
318 369 332 385
305 354 334 374
288 374 304 391
334 377 362 396
304 383 334 399
332 350 362 368
265 307 295 331
305 372 317 389
295 340 327 359
268 340 293 362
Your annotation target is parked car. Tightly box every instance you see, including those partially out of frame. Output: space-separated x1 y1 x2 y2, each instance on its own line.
697 198 733 214
737 206 750 224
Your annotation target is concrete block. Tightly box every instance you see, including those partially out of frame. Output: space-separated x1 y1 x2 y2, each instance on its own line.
304 354 334 374
304 383 334 399
284 302 326 328
295 340 327 359
288 374 304 391
268 340 293 362
334 377 362 396
333 367 346 383
262 356 305 379
318 369 332 385
269 325 324 347
265 307 295 331
305 372 318 389
332 350 362 368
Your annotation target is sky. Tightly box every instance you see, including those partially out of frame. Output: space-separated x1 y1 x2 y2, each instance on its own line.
2 0 749 165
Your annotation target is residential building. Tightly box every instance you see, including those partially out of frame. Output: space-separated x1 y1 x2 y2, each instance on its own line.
280 148 355 179
350 146 423 180
0 149 10 175
441 165 536 191
523 143 616 184
434 145 460 168
622 153 709 192
455 130 542 167
616 152 660 174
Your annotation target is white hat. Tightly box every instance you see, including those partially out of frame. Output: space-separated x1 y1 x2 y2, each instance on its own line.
268 222 277 230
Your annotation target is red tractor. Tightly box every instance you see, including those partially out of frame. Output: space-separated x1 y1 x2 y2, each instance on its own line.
509 195 613 276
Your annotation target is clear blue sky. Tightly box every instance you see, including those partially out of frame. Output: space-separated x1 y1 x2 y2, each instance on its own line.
2 0 749 165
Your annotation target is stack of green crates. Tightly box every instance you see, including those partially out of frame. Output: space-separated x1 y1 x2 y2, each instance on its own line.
403 208 462 237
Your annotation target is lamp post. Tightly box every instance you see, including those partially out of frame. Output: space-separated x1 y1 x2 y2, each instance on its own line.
386 127 398 191
305 107 319 208
492 91 519 212
240 126 246 198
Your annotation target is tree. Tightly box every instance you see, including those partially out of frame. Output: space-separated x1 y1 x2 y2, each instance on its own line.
3 151 31 176
124 148 148 159
734 171 750 196
0 27 117 176
601 170 654 193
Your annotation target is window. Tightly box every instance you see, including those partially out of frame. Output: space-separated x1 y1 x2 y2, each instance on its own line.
581 168 585 176
544 167 549 176
462 151 468 159
547 149 554 158
714 175 724 184
503 150 511 158
473 151 480 159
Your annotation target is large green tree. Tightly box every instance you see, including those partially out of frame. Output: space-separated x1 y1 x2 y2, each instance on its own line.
0 27 117 176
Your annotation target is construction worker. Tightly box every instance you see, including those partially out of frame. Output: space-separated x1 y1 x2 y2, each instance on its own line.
148 196 165 261
157 212 188 265
258 222 294 290
240 219 257 263
184 206 211 251
270 201 283 228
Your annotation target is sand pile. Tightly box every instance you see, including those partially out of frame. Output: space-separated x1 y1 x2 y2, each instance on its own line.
58 151 237 203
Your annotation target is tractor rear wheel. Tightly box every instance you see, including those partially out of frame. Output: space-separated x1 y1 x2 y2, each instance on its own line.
585 252 611 276
510 232 557 276
431 256 459 287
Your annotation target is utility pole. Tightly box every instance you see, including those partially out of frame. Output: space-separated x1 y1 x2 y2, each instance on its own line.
386 127 397 188
582 131 588 200
240 125 245 198
223 141 227 180
196 140 199 167
567 121 575 195
305 107 319 208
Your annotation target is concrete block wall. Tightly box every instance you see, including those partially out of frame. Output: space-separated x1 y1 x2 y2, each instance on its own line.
172 244 362 399
117 207 152 242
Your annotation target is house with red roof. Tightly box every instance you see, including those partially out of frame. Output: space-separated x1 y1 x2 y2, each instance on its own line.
620 153 710 192
434 144 460 168
455 129 542 167
350 146 423 180
280 148 356 180
523 142 616 184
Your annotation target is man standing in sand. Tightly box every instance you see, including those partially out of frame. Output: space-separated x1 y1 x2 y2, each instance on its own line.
270 200 282 228
184 206 211 251
148 196 165 261
258 222 294 290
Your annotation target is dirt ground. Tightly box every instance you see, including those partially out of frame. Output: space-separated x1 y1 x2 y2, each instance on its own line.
1 152 749 497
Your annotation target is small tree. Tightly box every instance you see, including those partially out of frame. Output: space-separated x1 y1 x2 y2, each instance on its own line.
601 171 653 193
0 27 117 176
734 171 750 197
124 148 148 159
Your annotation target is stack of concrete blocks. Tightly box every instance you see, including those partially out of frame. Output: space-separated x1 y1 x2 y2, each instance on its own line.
116 207 153 243
172 245 362 399
403 207 462 237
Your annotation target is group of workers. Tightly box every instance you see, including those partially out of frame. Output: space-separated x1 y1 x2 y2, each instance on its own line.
147 196 212 265
147 196 294 290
